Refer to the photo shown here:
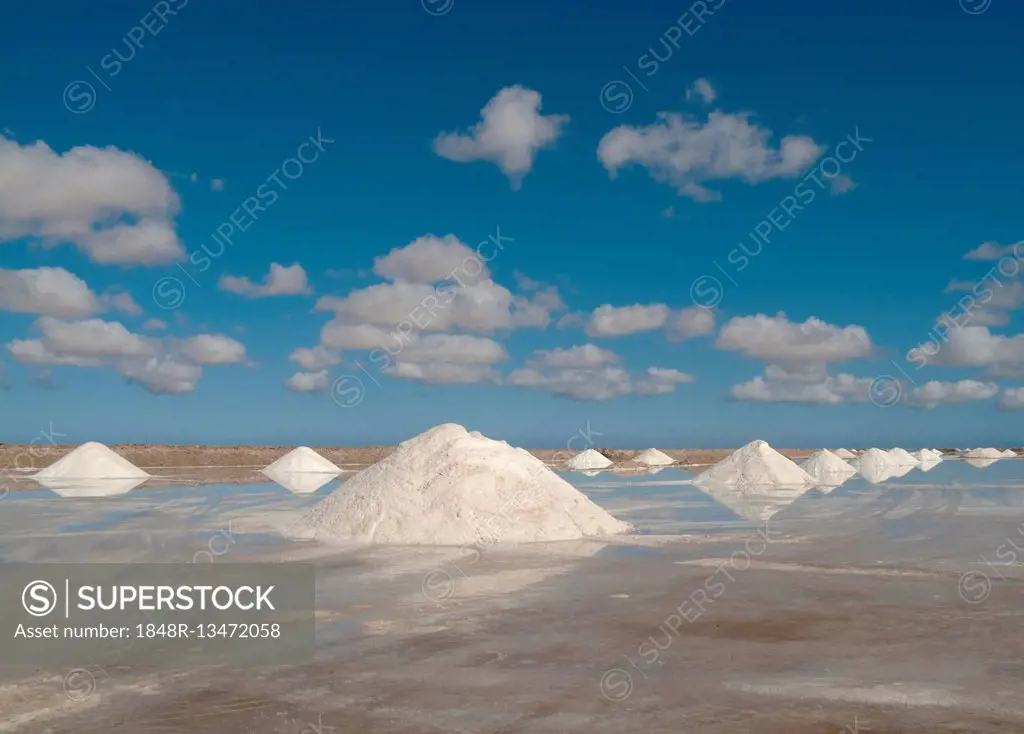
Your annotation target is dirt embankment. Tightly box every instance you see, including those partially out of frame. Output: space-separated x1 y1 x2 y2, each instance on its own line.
0 444 815 472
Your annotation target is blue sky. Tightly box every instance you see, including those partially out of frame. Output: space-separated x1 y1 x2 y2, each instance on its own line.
1 0 1022 447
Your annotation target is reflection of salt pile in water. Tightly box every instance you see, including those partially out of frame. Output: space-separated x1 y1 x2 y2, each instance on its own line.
33 442 149 497
887 447 920 466
262 446 342 494
567 449 613 470
295 424 631 544
696 482 810 522
966 457 1000 468
800 449 857 487
694 440 815 486
693 440 814 521
964 447 1003 459
632 448 674 466
833 448 857 460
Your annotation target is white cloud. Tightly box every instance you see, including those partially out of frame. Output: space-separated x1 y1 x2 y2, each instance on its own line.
385 362 500 385
830 174 857 195
316 279 556 335
142 318 167 331
5 318 246 394
665 307 715 341
964 241 1021 261
0 138 185 265
598 111 823 202
908 326 1024 374
905 380 999 408
537 343 619 369
998 387 1024 410
716 313 872 364
373 234 489 284
286 370 330 393
634 366 695 395
433 85 569 189
587 303 670 337
121 356 203 395
507 364 633 401
729 368 875 405
686 78 717 104
170 334 247 365
109 292 142 316
320 321 394 350
393 334 507 365
507 346 691 401
0 267 102 318
219 263 312 298
289 345 341 371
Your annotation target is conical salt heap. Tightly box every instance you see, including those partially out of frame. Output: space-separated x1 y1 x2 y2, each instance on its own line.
294 424 631 544
632 448 674 466
964 447 1003 459
800 449 857 487
262 446 342 494
887 448 920 466
695 440 815 486
834 448 857 460
35 442 149 481
33 442 149 498
567 449 613 470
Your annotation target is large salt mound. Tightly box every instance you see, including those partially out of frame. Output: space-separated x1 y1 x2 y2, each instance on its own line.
834 448 856 460
695 440 815 486
887 448 920 466
35 442 149 480
567 449 613 470
800 449 857 486
964 447 1003 459
633 448 674 466
295 424 631 545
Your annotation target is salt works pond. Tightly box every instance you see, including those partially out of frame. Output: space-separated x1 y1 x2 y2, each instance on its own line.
2 458 1024 733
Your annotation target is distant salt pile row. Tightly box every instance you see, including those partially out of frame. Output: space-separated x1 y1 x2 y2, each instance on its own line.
295 423 631 545
632 448 674 466
800 449 857 487
833 448 857 460
566 449 613 470
694 440 815 486
262 446 342 494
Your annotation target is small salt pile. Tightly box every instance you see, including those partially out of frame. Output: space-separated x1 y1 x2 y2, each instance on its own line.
887 448 920 466
695 440 815 486
833 448 857 460
262 446 342 494
35 442 149 480
33 441 149 498
567 449 613 470
294 423 630 545
853 448 899 484
964 448 1003 459
801 449 857 487
632 448 674 466
1001 449 1018 458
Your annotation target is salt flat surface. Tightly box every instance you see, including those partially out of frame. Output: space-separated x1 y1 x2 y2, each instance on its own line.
1 459 1024 732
